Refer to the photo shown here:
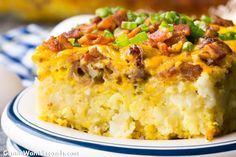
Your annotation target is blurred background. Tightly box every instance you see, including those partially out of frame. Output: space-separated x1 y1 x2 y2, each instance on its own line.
0 0 234 33
0 0 229 21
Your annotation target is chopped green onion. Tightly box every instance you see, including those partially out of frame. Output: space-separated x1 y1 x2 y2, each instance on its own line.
138 12 148 18
129 32 148 44
159 21 174 32
182 41 194 52
200 15 212 24
73 42 81 47
175 16 205 40
104 30 114 38
190 24 205 40
69 38 81 47
159 12 166 21
219 32 236 40
127 11 137 21
175 15 193 24
135 16 144 24
68 38 75 44
115 34 130 47
95 7 111 18
163 11 179 23
194 20 207 31
139 24 149 32
186 20 205 40
150 13 161 24
175 17 188 25
111 6 124 14
121 21 137 30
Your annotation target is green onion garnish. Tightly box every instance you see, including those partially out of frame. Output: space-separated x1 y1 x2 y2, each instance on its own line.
127 11 137 21
219 32 236 40
129 32 148 44
175 16 205 40
150 13 161 24
194 20 207 31
190 24 205 40
163 11 179 23
200 15 212 24
73 42 81 47
68 38 75 44
175 15 193 25
69 38 81 47
135 17 144 25
182 41 194 52
115 34 130 47
121 21 137 30
111 6 124 14
159 21 174 32
104 30 114 38
139 24 149 32
138 12 148 18
95 7 111 18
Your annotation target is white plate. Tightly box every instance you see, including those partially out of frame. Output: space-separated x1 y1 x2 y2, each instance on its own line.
50 14 94 37
6 138 41 157
6 139 27 157
1 87 236 157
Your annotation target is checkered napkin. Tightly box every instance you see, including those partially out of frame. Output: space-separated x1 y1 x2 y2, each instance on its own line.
0 24 49 86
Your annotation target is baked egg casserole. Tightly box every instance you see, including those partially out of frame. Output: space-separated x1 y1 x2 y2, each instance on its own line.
32 7 236 140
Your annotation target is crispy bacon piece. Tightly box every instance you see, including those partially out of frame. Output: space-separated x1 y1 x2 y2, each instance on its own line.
159 66 178 78
143 39 157 48
63 28 82 38
127 45 150 82
198 37 232 65
198 37 218 49
112 9 127 26
98 16 116 30
78 34 113 45
91 16 102 24
157 42 169 56
179 62 202 81
204 25 219 38
148 24 159 33
212 15 234 27
168 41 184 54
174 24 191 36
97 10 127 30
57 35 73 49
159 63 202 81
81 47 105 63
43 35 73 52
128 27 141 38
128 45 144 67
164 24 189 47
63 24 96 38
157 40 183 56
165 35 186 47
79 23 97 33
149 30 173 42
148 25 189 52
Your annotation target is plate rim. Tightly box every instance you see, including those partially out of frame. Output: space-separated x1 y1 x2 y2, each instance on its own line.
5 87 236 156
7 139 42 157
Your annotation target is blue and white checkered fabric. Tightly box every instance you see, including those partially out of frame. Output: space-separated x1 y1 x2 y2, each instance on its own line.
0 24 49 87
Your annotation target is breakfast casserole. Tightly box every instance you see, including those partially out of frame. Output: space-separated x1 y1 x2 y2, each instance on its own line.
32 7 236 140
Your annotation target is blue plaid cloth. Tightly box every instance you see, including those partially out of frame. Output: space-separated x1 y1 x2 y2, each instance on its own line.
0 24 49 86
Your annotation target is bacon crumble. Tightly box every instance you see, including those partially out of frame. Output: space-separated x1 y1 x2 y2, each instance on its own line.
179 62 203 81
